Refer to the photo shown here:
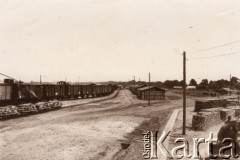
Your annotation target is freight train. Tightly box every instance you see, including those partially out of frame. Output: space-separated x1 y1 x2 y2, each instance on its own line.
0 79 117 119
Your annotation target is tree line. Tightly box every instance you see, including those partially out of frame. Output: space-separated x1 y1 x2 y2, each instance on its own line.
161 76 240 91
122 76 240 91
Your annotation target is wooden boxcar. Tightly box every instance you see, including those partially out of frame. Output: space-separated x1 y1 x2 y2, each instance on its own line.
81 84 93 98
92 84 104 97
43 84 65 100
17 83 44 100
0 83 12 106
67 84 81 99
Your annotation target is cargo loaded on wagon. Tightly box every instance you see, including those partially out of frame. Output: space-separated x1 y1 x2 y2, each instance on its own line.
0 79 63 119
0 75 116 119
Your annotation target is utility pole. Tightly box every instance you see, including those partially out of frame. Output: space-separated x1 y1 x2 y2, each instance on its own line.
183 51 186 135
134 76 135 86
230 74 232 87
40 74 42 84
148 72 151 106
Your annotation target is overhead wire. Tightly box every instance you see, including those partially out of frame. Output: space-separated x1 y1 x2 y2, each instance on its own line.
190 51 240 60
0 72 18 81
187 39 240 60
189 40 240 54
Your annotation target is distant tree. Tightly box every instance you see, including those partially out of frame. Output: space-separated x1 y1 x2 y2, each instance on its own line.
230 76 239 86
179 80 185 86
208 80 216 90
189 79 198 86
173 80 180 86
136 81 147 85
215 79 230 90
197 79 208 90
163 80 181 88
155 81 163 87
234 83 240 90
163 80 173 88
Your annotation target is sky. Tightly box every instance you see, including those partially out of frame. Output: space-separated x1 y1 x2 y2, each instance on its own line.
0 0 240 83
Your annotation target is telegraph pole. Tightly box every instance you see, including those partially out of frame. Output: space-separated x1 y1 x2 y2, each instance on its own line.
183 51 186 135
230 74 232 87
40 74 42 84
148 72 151 106
134 76 135 86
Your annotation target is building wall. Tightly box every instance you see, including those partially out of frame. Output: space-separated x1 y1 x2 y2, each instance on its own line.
141 91 165 100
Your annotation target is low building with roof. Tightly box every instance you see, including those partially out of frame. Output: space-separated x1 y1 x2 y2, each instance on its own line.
218 88 240 95
137 86 166 100
218 88 233 95
130 84 146 95
186 85 196 90
173 86 182 89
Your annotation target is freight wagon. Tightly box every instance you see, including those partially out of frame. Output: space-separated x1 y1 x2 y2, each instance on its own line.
0 83 12 106
0 79 116 106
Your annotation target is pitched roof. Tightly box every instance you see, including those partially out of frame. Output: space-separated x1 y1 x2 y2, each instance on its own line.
221 88 233 91
138 86 166 91
173 86 182 89
187 86 196 89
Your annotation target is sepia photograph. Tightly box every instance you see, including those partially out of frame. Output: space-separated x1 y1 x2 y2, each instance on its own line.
0 0 240 159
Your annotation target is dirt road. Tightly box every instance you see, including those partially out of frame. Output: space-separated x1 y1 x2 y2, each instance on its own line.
0 89 189 160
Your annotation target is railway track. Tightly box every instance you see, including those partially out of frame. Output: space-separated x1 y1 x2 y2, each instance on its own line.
0 90 119 120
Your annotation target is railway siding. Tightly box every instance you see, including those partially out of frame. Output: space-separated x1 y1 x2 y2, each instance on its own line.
62 90 119 108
